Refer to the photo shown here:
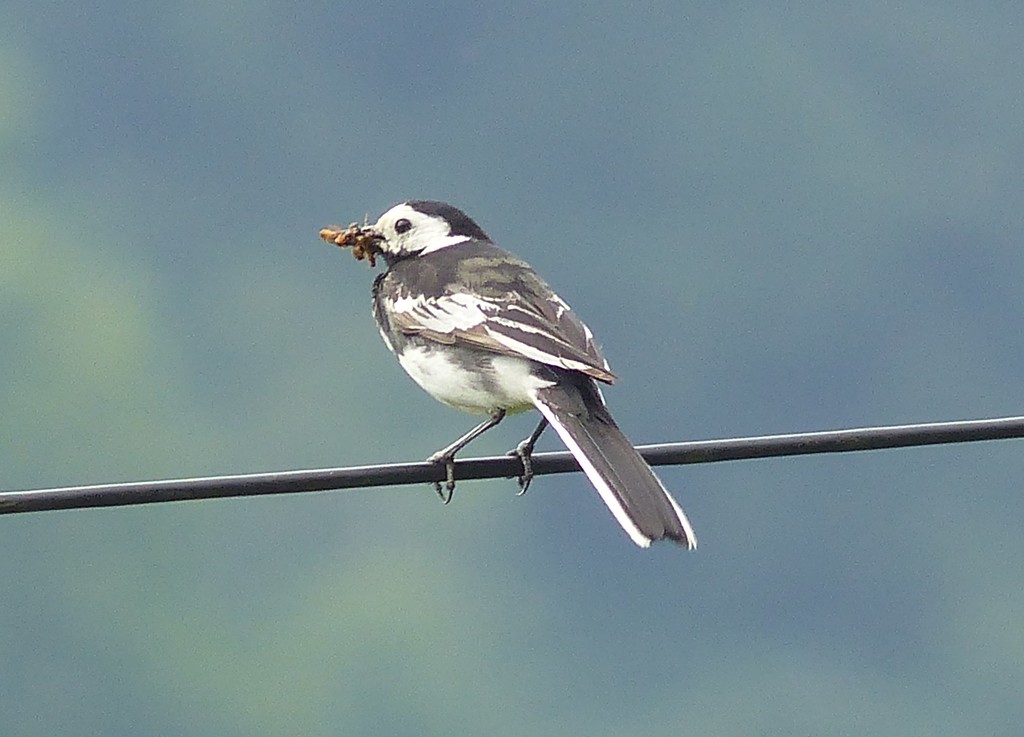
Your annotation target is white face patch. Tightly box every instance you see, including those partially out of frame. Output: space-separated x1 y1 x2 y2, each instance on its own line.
374 203 470 257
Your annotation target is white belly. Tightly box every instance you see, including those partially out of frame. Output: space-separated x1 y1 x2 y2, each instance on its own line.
396 346 553 415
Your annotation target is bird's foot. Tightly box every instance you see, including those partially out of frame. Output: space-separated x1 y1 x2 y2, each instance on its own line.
426 450 457 504
508 439 536 496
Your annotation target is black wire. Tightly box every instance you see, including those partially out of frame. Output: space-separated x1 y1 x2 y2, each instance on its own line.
2 415 1023 515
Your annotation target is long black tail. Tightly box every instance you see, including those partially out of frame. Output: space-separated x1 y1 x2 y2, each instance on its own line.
531 378 697 549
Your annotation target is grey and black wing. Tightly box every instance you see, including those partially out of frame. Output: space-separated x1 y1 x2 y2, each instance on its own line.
386 277 617 383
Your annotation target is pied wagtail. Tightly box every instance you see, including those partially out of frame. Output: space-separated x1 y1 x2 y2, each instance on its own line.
320 200 697 549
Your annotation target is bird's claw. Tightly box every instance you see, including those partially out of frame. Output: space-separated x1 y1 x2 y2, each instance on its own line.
428 452 457 504
508 439 535 496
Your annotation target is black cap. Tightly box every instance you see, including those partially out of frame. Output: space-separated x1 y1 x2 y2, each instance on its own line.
405 200 491 241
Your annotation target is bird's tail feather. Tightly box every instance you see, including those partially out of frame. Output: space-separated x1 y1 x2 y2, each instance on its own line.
531 380 697 549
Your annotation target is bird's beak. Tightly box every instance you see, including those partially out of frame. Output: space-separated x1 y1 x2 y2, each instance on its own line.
319 223 385 267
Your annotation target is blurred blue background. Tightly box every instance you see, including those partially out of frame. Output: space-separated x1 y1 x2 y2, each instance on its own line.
3 2 1024 735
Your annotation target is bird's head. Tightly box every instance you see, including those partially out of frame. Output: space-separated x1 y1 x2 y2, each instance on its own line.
321 201 489 267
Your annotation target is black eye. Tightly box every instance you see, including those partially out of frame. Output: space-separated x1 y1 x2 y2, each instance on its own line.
394 218 412 234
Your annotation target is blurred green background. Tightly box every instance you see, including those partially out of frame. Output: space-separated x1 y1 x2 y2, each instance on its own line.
3 2 1024 735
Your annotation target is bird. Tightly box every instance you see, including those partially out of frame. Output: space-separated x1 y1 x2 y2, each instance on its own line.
321 200 697 549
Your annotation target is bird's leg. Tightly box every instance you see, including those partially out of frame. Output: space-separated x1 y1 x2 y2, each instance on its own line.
427 409 507 503
509 416 549 495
